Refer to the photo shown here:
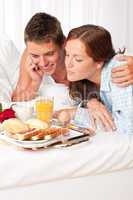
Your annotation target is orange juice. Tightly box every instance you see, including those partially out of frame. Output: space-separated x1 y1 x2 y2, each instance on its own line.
36 98 54 123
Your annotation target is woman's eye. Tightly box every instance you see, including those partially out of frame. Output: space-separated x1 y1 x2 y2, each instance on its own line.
76 59 83 62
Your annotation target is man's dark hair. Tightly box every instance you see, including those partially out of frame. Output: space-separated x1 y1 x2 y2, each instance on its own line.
24 12 65 47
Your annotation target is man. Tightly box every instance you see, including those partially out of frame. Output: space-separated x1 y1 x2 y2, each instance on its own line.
12 12 67 101
12 12 133 130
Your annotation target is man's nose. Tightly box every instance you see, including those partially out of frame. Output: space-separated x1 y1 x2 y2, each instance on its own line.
39 55 47 66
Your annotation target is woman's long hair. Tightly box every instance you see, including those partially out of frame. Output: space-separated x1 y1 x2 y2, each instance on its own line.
66 25 116 103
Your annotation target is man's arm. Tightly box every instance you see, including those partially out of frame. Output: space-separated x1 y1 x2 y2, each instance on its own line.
112 55 133 87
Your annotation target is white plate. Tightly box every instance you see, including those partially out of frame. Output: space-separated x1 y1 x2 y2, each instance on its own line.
0 130 85 149
0 132 60 148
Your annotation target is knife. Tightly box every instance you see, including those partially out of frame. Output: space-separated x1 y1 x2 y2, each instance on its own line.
52 119 95 136
45 134 90 148
68 124 95 136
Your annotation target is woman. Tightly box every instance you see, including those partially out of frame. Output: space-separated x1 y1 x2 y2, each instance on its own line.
64 25 133 134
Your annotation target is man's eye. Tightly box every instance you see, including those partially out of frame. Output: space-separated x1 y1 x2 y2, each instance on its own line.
46 51 54 56
31 54 39 58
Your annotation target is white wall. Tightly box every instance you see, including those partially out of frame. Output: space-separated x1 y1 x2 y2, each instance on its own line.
0 0 132 53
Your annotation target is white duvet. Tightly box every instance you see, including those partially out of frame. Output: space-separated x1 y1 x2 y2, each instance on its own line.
0 131 133 189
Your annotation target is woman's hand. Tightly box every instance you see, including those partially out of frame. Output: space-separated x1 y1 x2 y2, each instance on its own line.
111 55 133 87
87 99 116 131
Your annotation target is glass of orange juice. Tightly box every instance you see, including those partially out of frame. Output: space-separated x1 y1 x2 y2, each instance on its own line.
35 97 54 124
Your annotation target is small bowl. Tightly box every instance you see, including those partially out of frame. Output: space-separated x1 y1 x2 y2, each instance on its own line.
12 102 34 122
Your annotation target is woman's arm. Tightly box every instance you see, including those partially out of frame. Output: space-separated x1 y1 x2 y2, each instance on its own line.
87 98 116 131
111 83 133 134
87 55 133 131
54 99 116 131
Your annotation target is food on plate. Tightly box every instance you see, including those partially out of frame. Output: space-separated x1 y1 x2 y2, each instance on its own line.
0 107 16 123
2 116 69 141
14 128 42 140
2 118 29 134
26 118 48 129
4 126 69 141
32 127 69 140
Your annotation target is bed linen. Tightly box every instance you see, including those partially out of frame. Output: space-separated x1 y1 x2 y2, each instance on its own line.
0 131 133 191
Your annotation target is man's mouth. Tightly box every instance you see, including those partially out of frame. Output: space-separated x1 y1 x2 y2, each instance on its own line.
43 64 55 71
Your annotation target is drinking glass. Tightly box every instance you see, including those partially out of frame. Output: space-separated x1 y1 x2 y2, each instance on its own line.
35 97 54 124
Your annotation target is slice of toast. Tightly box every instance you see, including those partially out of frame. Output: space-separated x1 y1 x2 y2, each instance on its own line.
32 127 69 140
6 127 69 141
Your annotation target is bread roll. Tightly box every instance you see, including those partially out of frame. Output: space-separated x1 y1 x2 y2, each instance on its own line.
2 118 29 134
26 118 48 129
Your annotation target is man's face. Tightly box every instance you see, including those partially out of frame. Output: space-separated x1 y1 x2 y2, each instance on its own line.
27 40 63 75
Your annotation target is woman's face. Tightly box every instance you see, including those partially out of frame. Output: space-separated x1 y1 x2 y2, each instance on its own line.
65 39 99 82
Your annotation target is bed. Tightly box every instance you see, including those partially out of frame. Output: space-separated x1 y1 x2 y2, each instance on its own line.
0 131 133 200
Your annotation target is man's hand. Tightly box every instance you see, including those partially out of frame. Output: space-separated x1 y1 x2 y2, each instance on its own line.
27 58 44 83
19 51 44 85
87 99 116 131
12 49 44 101
111 55 133 87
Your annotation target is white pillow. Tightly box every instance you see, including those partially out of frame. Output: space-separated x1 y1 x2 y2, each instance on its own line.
0 34 20 87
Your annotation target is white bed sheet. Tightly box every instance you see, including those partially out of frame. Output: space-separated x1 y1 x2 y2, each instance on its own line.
0 169 133 200
0 131 133 191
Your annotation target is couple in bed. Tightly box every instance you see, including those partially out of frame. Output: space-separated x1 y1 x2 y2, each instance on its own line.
4 12 133 134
